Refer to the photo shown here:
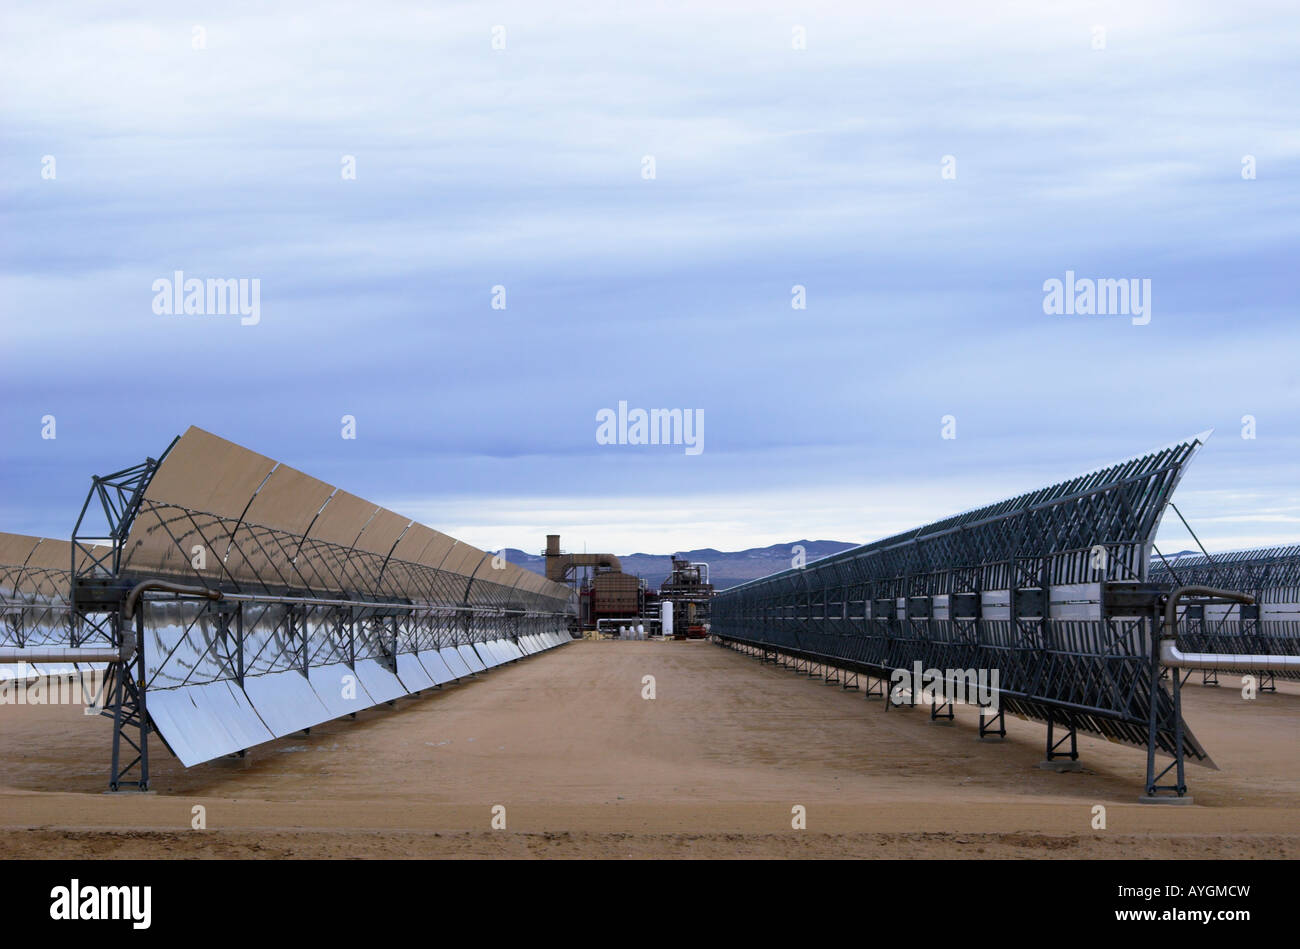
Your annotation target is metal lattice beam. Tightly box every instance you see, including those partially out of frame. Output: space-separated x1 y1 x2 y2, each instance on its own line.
710 434 1216 788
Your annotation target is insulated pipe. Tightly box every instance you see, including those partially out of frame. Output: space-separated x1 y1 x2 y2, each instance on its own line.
596 617 661 631
0 578 215 663
0 646 121 663
218 591 563 616
1157 585 1300 671
122 581 567 619
690 563 710 584
1162 585 1253 635
123 579 222 619
1158 640 1300 672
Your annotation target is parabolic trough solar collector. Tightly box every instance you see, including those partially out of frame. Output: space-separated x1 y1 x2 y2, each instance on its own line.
103 426 574 767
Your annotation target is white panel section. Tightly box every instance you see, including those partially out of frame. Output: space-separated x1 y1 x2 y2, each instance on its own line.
456 644 486 673
353 657 406 704
1050 583 1103 621
438 647 472 679
155 689 223 767
473 642 503 668
147 683 273 767
982 590 1012 622
396 653 435 692
243 670 333 737
145 688 205 767
416 649 456 685
194 680 274 751
308 662 375 718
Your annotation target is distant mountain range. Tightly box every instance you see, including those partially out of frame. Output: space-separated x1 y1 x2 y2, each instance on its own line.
503 540 859 591
504 542 1201 591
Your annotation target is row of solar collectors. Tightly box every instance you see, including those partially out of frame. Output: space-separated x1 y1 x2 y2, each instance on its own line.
708 434 1217 761
147 631 571 767
0 597 106 681
1 536 111 682
0 601 93 681
1180 620 1300 680
1152 550 1300 679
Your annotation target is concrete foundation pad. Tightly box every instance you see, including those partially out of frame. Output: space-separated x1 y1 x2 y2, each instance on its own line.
1036 759 1083 772
1138 794 1196 806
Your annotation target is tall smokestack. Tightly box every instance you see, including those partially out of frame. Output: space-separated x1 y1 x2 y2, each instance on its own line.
546 534 564 582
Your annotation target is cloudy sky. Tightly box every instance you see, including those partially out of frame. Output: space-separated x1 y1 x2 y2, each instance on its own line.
1 1 1297 559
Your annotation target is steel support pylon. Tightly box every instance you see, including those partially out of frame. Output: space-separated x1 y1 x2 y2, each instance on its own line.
105 610 151 792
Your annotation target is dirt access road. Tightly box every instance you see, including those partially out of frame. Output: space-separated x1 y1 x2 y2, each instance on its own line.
1 639 1296 858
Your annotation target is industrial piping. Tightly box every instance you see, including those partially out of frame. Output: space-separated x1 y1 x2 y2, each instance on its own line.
1159 640 1300 672
123 578 223 620
0 646 122 663
544 534 621 582
0 576 568 666
1158 585 1300 671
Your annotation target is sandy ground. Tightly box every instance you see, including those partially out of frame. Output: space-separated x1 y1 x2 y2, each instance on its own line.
1 639 1296 858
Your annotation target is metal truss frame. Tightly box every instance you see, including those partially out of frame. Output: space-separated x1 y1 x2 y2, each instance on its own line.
50 432 573 790
710 435 1220 796
122 498 562 618
68 450 171 791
